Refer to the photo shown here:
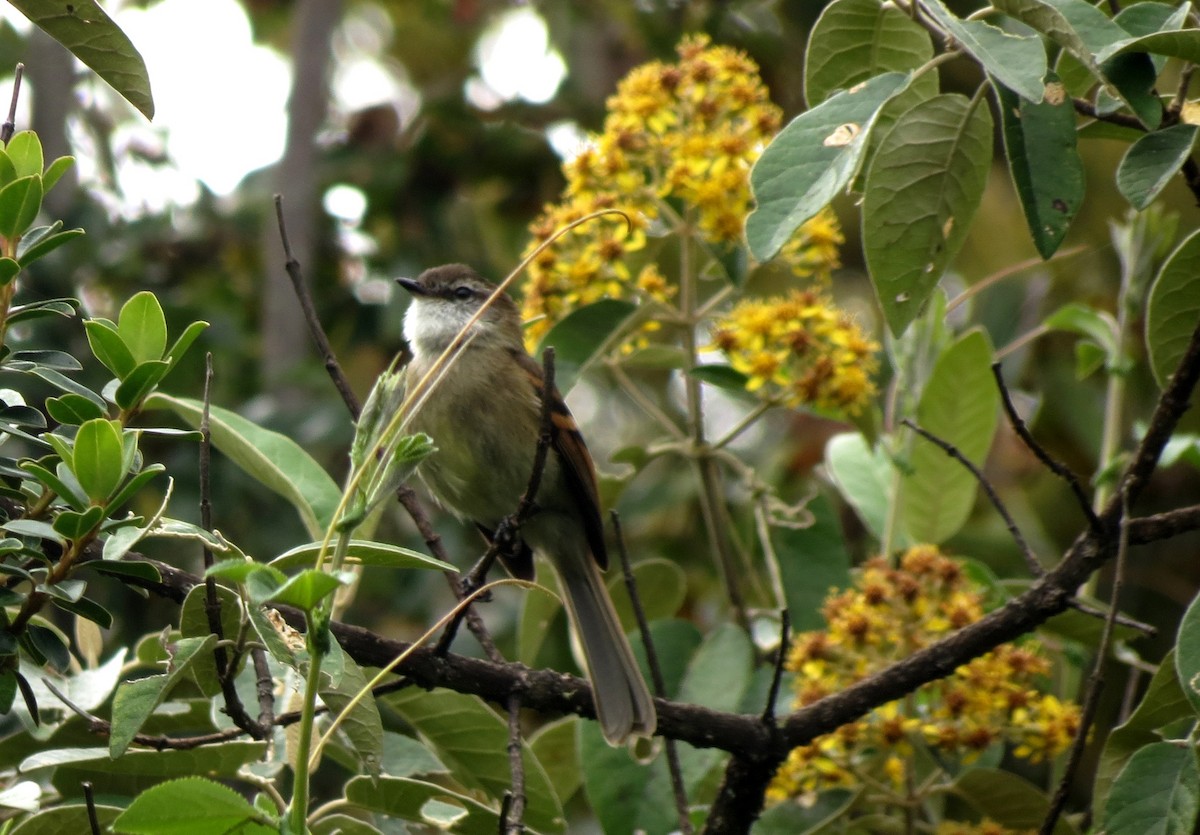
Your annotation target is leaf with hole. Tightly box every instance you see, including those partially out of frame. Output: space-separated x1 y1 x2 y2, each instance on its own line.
864 94 993 335
748 70 912 261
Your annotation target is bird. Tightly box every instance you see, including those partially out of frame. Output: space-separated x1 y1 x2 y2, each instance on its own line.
397 263 657 745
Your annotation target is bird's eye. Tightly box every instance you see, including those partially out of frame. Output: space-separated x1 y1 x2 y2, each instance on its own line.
453 286 473 300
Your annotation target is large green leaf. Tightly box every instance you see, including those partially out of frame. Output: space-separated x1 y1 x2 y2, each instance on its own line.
863 94 993 335
954 768 1080 834
7 0 154 119
771 491 852 632
899 330 999 544
825 432 899 546
675 624 752 795
1146 229 1200 388
579 720 678 835
1095 650 1195 820
803 0 932 106
146 394 341 537
993 75 1084 258
1117 125 1198 210
118 291 168 364
1103 742 1200 835
345 776 500 834
920 0 1047 101
113 777 274 835
748 71 912 261
1097 28 1200 64
383 688 565 833
1175 591 1200 715
318 641 384 777
537 299 636 393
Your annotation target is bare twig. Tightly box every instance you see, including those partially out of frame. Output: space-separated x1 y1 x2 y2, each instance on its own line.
504 694 527 835
274 193 361 419
901 418 1043 577
82 781 100 835
613 510 691 835
993 363 1101 530
1 64 22 145
1041 493 1131 834
1073 97 1144 131
1067 598 1155 637
198 353 264 738
762 610 790 728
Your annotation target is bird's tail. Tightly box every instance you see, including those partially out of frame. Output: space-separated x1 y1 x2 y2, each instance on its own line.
555 551 657 745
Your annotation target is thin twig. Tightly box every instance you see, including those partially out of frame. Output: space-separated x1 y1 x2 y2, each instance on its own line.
199 354 263 738
1067 598 1155 637
1170 63 1195 116
992 363 1100 530
613 511 691 835
1040 492 1130 835
504 694 527 835
1 64 22 145
762 610 790 728
1073 97 1144 131
901 418 1044 577
274 194 361 419
82 781 100 835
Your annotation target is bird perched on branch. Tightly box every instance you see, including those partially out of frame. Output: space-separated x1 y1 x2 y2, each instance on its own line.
397 263 656 745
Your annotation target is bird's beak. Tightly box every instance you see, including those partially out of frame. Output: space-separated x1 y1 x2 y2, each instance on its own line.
396 277 427 296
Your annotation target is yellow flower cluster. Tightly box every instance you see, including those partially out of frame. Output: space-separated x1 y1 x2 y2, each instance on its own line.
766 546 1081 803
519 35 841 348
709 287 878 414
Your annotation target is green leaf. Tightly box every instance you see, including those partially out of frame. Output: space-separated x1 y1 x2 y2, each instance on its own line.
104 463 164 515
268 568 349 611
71 418 125 503
41 156 74 192
754 789 859 834
899 330 999 544
803 0 932 106
676 624 753 794
993 74 1085 258
688 364 752 394
1174 591 1200 715
1118 125 1198 210
920 0 1047 102
178 584 244 698
1104 742 1200 835
536 299 636 393
579 719 677 835
10 804 122 834
113 777 274 835
6 1 154 119
825 432 900 545
955 768 1080 834
108 634 218 757
269 539 453 572
864 94 993 335
1098 28 1200 64
607 557 688 629
146 394 340 538
0 257 19 286
51 505 104 541
318 641 384 776
530 717 582 805
5 132 42 179
748 71 912 261
114 360 170 410
1045 302 1120 361
1146 228 1200 388
384 688 565 833
18 228 84 267
345 776 501 834
6 297 77 325
83 320 136 380
50 595 112 629
0 175 42 239
19 461 88 510
163 319 208 373
45 395 104 426
118 291 168 364
3 518 64 546
771 491 852 632
1096 650 1196 819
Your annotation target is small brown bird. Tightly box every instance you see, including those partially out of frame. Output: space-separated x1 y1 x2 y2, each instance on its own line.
397 264 657 745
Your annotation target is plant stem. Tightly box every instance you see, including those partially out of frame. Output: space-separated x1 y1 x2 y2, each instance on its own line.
288 612 327 834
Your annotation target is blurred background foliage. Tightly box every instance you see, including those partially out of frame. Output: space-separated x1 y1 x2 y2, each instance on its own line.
0 0 1196 809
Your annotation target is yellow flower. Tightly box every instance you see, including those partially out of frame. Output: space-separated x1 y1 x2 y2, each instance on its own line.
766 546 1081 806
708 289 878 415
